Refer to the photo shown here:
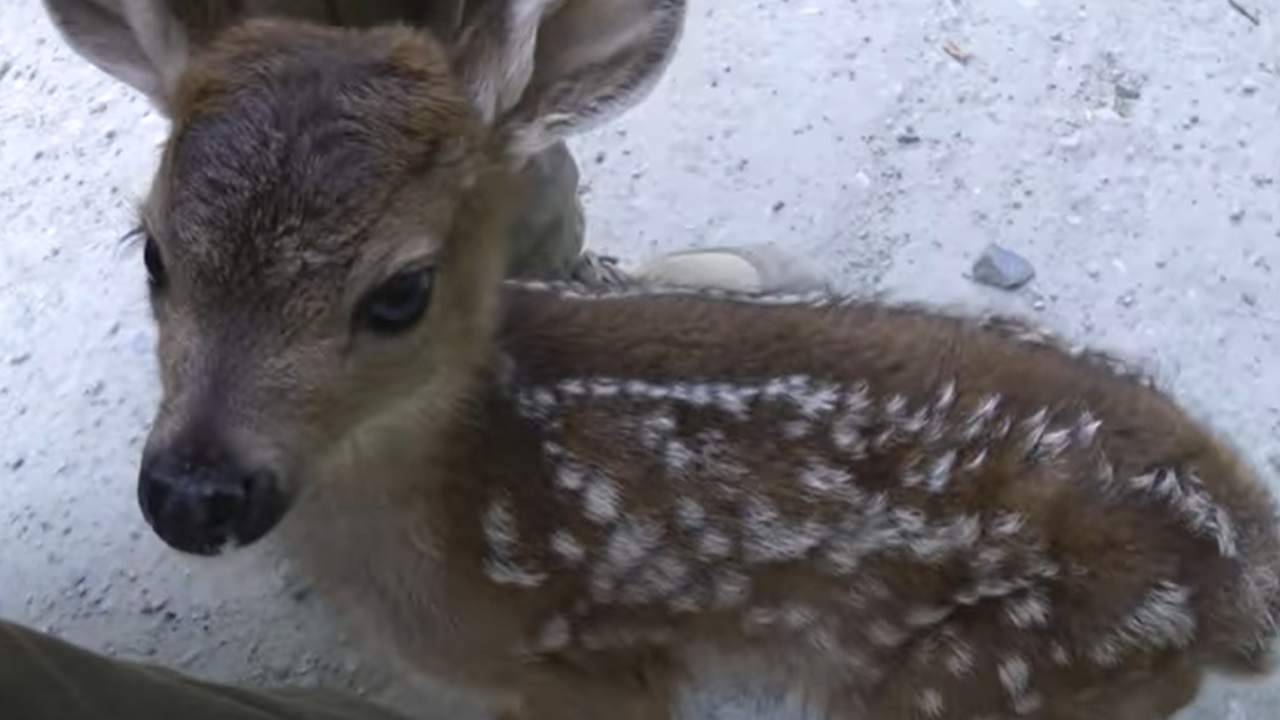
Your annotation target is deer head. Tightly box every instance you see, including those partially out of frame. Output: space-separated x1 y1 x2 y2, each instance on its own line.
112 0 684 556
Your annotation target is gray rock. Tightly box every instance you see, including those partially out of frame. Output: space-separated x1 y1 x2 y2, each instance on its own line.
970 243 1036 290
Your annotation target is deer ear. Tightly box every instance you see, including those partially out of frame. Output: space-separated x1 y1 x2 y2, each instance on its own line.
42 0 237 115
452 0 686 160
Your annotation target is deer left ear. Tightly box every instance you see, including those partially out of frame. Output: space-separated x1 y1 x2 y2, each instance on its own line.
42 0 246 115
451 0 686 161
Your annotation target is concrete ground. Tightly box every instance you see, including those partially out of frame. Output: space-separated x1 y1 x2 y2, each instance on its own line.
1 0 1278 717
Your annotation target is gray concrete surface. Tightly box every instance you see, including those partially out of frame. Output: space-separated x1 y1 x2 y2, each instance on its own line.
2 0 1279 716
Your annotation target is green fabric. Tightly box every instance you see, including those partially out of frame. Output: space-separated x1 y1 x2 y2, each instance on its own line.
0 618 411 720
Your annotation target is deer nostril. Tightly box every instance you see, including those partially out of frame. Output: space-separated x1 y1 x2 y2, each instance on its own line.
196 479 250 532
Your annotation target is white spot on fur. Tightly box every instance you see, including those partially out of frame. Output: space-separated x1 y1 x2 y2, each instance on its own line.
660 437 694 474
583 474 622 524
554 459 588 491
905 605 955 628
507 279 840 307
884 394 908 422
917 688 945 718
795 380 842 419
831 382 872 453
1050 642 1072 666
604 516 663 574
783 419 812 440
867 619 907 648
637 408 676 451
991 512 1026 537
945 641 977 676
759 377 789 401
1076 411 1102 445
533 615 571 652
820 498 983 573
807 625 840 655
964 394 1002 440
799 461 853 493
993 416 1014 439
1130 468 1238 557
934 380 957 412
669 595 702 613
741 496 827 563
696 527 733 559
905 513 982 561
1090 581 1197 665
962 447 989 473
1005 588 1051 629
590 515 664 602
711 383 756 420
927 450 957 492
1013 691 1044 715
781 604 819 629
482 498 545 587
550 530 586 565
587 378 621 398
485 558 548 588
713 569 751 607
998 655 1031 703
625 551 689 603
484 498 518 550
1020 408 1050 456
675 497 707 530
745 607 779 629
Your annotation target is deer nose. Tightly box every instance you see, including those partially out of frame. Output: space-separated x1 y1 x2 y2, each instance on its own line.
137 451 286 556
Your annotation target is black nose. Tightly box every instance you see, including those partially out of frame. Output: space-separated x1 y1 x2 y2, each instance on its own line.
137 450 287 556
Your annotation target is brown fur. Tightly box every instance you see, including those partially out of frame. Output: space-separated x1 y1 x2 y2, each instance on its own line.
100 3 1279 719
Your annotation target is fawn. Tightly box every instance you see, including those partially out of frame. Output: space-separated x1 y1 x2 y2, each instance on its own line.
95 0 1278 718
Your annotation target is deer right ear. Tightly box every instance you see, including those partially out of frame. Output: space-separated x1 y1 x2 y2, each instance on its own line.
42 0 219 115
451 0 686 161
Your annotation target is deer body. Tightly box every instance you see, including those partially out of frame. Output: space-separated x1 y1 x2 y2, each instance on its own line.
72 1 1279 718
280 284 1280 719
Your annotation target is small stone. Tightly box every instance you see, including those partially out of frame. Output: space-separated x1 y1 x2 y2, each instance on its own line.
1242 292 1258 307
1118 293 1135 307
1115 82 1141 100
1057 133 1082 149
1230 208 1246 224
971 243 1036 290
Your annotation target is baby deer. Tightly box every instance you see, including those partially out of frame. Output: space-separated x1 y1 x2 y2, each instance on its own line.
109 1 1278 718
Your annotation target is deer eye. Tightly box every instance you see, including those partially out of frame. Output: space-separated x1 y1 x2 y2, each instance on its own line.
361 268 434 335
143 235 166 290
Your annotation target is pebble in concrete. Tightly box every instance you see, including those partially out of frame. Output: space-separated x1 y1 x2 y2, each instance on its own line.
971 243 1036 290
